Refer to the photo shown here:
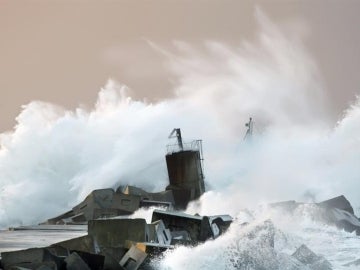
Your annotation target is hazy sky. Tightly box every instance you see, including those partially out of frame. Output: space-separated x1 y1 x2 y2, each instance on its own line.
1 0 360 132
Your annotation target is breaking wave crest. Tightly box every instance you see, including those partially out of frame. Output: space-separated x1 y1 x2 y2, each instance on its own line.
150 205 360 270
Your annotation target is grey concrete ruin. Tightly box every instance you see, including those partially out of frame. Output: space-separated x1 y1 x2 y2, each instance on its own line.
270 195 360 235
0 210 233 270
292 244 332 270
42 129 206 225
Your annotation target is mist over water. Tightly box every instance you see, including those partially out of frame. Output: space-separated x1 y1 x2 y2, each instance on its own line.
0 9 360 268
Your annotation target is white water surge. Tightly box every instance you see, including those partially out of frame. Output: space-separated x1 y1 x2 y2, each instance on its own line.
0 8 360 269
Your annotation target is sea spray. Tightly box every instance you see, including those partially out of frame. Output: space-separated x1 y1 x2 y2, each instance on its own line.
0 7 359 251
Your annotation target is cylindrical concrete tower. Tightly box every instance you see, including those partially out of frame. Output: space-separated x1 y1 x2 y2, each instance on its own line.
165 137 205 209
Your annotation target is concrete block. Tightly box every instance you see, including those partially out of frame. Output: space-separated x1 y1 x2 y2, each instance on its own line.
36 265 56 270
51 235 97 254
151 210 203 242
318 195 354 214
152 220 171 245
88 219 149 249
1 248 60 270
64 252 90 270
100 249 125 270
119 245 147 270
292 244 332 270
69 251 104 270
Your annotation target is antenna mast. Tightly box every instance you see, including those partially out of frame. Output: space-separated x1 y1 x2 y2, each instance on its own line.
244 117 253 140
169 128 183 151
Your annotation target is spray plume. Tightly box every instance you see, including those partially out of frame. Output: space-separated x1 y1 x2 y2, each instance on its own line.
0 9 359 238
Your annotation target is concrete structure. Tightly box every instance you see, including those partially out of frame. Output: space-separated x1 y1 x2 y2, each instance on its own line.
44 186 175 225
165 139 205 209
1 209 233 270
151 210 232 243
88 219 150 249
119 245 147 270
271 195 360 235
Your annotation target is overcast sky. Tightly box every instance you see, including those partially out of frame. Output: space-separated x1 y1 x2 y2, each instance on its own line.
1 0 360 132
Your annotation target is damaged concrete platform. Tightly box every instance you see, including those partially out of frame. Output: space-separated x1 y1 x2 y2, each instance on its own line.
0 210 233 270
0 226 87 254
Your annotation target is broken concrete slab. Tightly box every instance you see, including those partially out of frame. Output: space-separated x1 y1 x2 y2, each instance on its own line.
119 245 147 270
292 244 332 270
270 195 360 236
202 215 233 239
151 220 172 245
151 210 232 244
139 200 173 210
43 188 147 225
68 251 104 270
51 235 98 255
119 186 175 206
1 248 61 270
151 210 204 243
326 208 360 235
317 195 354 215
88 219 149 249
123 241 173 261
100 249 125 270
73 189 141 220
65 252 91 270
99 247 127 263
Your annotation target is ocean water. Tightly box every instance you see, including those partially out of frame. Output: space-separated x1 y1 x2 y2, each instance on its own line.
151 206 360 270
0 8 359 269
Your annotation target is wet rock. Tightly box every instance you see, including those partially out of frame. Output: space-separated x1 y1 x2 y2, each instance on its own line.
292 244 332 270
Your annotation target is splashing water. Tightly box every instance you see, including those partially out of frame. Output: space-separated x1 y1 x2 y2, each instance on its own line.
0 8 360 268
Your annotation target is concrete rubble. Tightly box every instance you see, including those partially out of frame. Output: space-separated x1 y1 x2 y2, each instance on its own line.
270 195 360 235
0 210 233 270
291 244 332 270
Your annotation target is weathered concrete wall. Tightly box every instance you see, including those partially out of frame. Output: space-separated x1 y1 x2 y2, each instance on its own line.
165 150 205 208
88 219 149 249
